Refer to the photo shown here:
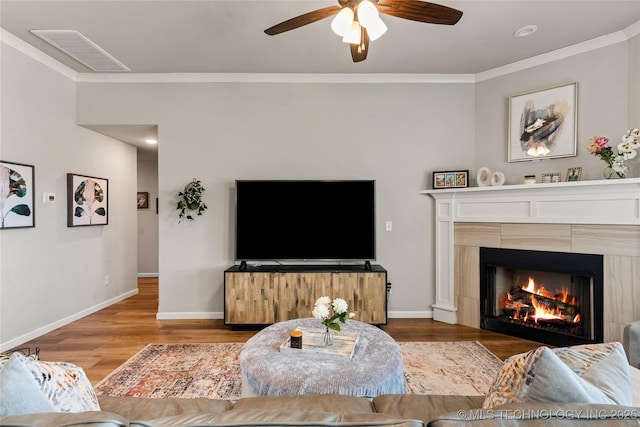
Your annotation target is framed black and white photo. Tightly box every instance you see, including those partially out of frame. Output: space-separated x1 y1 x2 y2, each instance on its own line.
542 172 562 184
67 173 108 227
566 167 582 182
508 83 577 162
0 160 35 229
433 170 469 189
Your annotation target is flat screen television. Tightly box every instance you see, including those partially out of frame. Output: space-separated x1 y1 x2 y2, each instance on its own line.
235 180 375 261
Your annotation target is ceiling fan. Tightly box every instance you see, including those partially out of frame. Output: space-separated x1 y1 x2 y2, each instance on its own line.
264 0 463 63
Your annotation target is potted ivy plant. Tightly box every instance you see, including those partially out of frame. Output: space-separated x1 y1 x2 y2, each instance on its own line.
177 179 207 222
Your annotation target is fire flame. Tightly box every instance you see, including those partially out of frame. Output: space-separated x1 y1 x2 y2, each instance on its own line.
506 277 579 325
531 295 564 322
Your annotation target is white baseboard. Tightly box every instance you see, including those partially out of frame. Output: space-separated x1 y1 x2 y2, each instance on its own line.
137 273 158 278
0 289 139 353
1 304 435 352
155 311 433 320
387 310 433 319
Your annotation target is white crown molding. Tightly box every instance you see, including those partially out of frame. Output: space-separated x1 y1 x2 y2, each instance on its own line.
75 73 475 84
475 30 629 82
625 19 640 39
2 20 639 84
0 28 77 81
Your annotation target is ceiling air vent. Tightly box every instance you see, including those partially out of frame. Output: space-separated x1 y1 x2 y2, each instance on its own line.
30 30 130 72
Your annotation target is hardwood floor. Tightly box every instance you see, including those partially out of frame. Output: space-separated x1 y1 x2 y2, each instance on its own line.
11 278 542 384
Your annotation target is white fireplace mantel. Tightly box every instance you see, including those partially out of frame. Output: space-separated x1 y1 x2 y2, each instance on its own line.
419 178 640 324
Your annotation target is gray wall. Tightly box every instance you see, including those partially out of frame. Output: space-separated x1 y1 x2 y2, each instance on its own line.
76 82 475 317
629 34 640 126
137 154 159 276
0 43 138 350
1 28 637 348
475 40 634 183
77 34 638 320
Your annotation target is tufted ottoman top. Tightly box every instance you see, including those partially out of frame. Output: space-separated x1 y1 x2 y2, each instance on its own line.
240 318 407 397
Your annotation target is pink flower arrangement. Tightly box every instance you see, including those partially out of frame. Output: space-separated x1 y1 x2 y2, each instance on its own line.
587 128 639 178
586 136 610 153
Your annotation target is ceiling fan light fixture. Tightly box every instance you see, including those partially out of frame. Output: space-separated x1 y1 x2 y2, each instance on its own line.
331 7 354 37
357 1 378 25
342 20 362 45
364 16 387 41
357 1 387 41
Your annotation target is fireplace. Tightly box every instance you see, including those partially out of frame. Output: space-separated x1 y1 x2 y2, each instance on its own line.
480 247 603 346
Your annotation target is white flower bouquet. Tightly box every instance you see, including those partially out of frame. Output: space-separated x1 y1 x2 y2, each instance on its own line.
312 296 356 332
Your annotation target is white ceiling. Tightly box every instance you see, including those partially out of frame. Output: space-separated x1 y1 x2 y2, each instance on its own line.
2 0 639 75
2 0 639 151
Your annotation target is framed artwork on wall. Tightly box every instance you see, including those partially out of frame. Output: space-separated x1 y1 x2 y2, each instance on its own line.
137 192 149 209
1 160 35 229
67 173 108 227
508 82 577 162
433 170 469 189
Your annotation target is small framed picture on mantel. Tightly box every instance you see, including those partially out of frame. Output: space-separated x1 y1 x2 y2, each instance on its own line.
433 170 469 189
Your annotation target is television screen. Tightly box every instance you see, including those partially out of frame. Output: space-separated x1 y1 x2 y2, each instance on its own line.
235 180 375 261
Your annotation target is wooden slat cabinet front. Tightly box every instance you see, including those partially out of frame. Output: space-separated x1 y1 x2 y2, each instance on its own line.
224 265 387 325
275 272 333 321
331 272 387 324
224 271 278 324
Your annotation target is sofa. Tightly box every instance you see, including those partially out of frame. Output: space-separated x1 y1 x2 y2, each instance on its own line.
2 327 640 427
0 392 639 427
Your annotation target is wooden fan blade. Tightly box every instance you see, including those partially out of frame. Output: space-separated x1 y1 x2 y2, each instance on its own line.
350 27 369 63
377 0 463 25
265 6 342 35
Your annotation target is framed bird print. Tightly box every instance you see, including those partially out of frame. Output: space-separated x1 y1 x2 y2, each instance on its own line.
508 82 577 162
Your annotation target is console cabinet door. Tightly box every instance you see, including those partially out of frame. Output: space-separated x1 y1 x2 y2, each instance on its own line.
225 272 277 324
276 272 332 321
332 272 387 324
224 268 387 325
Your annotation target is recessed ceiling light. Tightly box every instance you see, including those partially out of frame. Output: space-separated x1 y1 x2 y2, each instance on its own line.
513 25 538 38
145 139 158 145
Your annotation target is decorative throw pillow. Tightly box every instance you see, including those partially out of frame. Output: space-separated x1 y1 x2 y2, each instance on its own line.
13 352 101 412
483 342 632 408
482 346 546 408
0 353 55 416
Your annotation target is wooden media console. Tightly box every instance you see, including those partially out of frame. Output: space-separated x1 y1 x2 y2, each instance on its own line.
224 264 388 326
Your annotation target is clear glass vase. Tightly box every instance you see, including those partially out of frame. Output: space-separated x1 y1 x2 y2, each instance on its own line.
603 166 625 179
321 326 333 346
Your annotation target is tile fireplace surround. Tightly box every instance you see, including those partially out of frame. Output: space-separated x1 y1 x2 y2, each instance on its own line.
421 178 640 344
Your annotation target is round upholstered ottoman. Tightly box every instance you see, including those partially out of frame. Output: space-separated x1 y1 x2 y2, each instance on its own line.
240 318 406 397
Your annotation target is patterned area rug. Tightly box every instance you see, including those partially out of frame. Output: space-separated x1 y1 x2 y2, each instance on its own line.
94 341 502 400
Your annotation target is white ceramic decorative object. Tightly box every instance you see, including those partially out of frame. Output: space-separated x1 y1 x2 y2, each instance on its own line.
477 167 492 187
491 171 505 186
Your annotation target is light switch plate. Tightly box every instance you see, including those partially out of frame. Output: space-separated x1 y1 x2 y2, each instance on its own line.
42 192 56 204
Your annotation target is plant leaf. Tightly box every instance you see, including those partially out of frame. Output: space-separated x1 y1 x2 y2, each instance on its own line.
10 204 31 216
74 207 85 217
1 166 27 199
95 208 106 216
328 323 341 332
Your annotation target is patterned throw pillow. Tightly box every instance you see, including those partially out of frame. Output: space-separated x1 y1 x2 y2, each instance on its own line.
483 342 632 408
482 346 546 408
10 353 101 412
